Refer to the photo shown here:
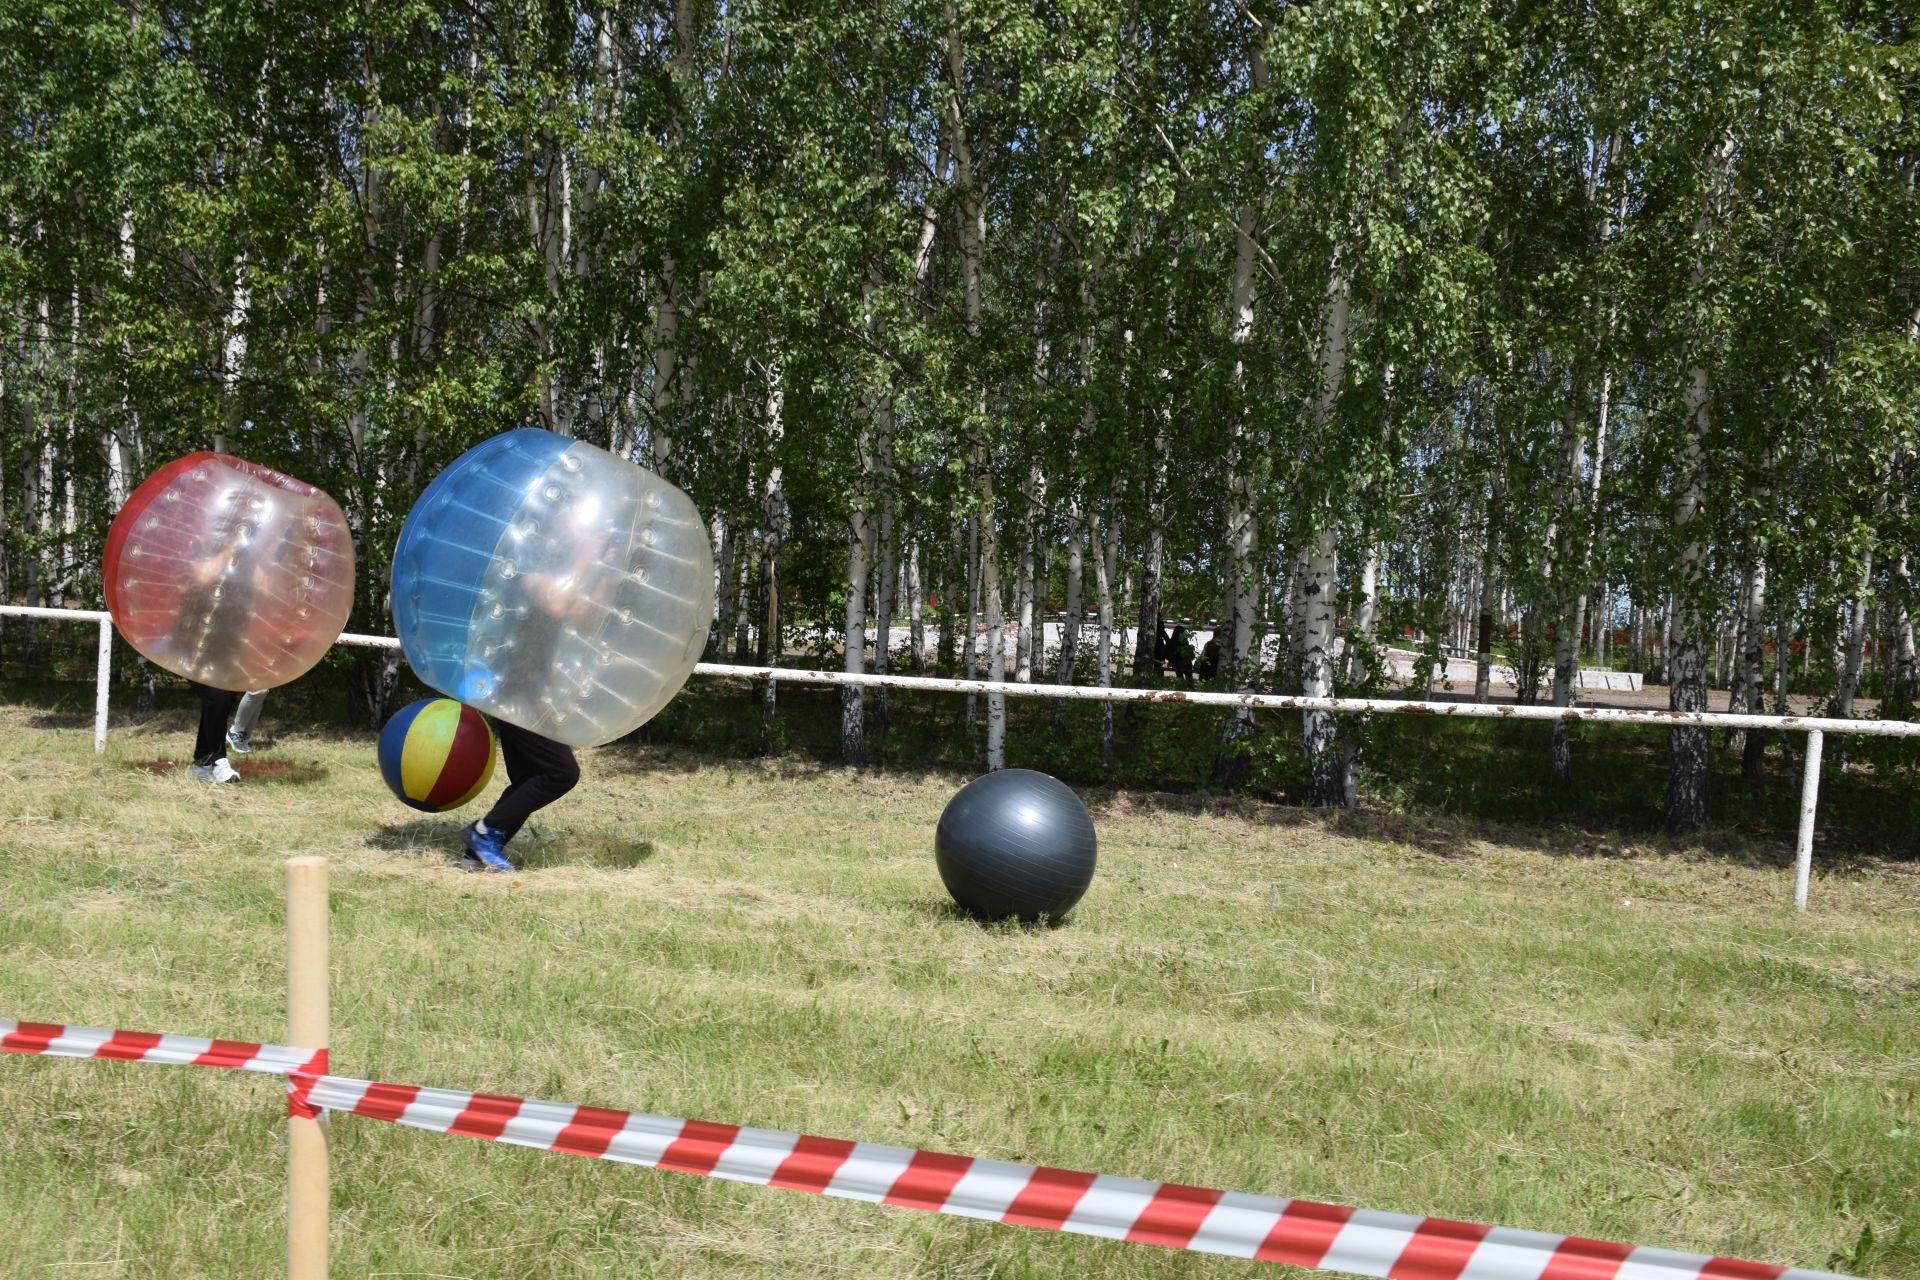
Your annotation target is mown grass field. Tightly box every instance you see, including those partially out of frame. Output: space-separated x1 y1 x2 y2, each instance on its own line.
1 696 1917 1279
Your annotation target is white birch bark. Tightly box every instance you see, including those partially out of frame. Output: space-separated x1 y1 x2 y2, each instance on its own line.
1548 393 1588 780
105 208 135 508
529 133 573 436
650 267 679 473
946 4 1002 768
979 445 1005 769
963 513 980 724
1302 247 1352 805
1219 42 1269 755
1056 496 1084 689
1091 506 1117 766
757 360 786 740
1737 557 1769 775
215 256 249 454
1016 466 1040 682
1344 546 1380 687
1836 545 1875 723
1222 203 1259 703
1894 538 1917 711
1336 545 1381 805
1667 134 1735 834
710 514 733 658
908 538 926 672
841 482 873 765
873 423 897 721
1137 424 1168 678
734 542 755 661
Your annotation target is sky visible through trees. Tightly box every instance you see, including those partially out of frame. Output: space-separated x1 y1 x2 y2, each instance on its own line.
1 0 1915 832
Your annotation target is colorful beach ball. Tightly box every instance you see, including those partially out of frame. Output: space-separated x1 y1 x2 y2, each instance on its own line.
377 698 496 813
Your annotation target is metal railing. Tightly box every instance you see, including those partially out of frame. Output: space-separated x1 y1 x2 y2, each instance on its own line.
6 604 1915 910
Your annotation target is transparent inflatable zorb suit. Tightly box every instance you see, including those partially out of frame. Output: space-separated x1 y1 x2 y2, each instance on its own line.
391 429 714 747
102 453 356 691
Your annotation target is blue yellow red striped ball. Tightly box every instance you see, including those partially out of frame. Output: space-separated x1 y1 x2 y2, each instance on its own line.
377 698 496 813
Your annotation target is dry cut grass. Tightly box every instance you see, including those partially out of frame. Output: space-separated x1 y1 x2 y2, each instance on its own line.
0 701 1916 1278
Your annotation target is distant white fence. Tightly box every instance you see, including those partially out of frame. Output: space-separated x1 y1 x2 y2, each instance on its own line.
5 605 1915 910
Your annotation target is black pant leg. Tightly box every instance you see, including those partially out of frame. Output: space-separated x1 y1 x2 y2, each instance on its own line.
190 683 239 765
483 720 580 839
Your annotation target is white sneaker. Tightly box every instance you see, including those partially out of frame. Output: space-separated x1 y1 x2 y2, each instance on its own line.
190 758 240 784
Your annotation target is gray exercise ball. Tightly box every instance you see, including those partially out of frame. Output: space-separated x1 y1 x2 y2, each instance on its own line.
935 769 1098 922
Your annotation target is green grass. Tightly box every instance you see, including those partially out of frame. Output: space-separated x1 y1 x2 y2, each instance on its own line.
1 698 1917 1278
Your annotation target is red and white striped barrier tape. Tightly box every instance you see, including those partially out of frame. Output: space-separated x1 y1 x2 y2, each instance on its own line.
2 1019 1853 1280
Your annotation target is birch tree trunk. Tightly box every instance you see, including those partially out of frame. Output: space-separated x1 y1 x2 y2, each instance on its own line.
1548 393 1589 782
1016 466 1040 683
757 360 786 748
1135 426 1167 678
1221 202 1260 720
1337 546 1381 805
1835 543 1875 772
1667 135 1736 835
105 208 135 510
908 538 926 672
872 427 897 726
1738 557 1769 777
1660 597 1674 686
531 126 573 436
978 444 1006 770
735 543 755 662
1892 535 1917 713
649 268 680 474
1301 249 1352 805
946 5 1002 768
1667 363 1714 833
216 256 249 454
1772 593 1798 779
1475 481 1500 702
1056 496 1084 695
841 487 872 766
1344 547 1380 687
1091 506 1117 767
963 512 980 725
710 514 734 658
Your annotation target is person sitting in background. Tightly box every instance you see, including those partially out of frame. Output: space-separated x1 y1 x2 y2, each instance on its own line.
1168 626 1195 685
1196 636 1221 682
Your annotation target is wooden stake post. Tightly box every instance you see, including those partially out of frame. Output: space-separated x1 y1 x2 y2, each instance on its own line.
286 857 329 1279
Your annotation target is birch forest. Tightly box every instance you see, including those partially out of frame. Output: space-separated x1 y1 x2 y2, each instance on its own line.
2 0 1917 834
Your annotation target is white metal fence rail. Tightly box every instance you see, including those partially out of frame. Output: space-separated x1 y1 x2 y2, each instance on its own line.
6 604 1915 910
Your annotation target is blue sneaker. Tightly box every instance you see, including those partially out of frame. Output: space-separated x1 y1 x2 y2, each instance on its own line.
461 822 515 873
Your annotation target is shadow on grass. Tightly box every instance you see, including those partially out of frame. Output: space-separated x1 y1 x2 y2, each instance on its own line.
31 709 95 733
236 758 328 785
368 818 656 871
902 896 1077 932
367 817 463 861
123 756 329 785
515 833 656 871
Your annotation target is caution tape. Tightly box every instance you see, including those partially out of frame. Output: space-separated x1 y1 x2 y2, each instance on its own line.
2 1019 1852 1280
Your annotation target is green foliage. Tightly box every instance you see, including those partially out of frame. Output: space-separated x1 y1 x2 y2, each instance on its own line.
0 0 1914 801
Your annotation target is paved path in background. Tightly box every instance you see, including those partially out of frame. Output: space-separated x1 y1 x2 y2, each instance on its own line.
785 623 1872 716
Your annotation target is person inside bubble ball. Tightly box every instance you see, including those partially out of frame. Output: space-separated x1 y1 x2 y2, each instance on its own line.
174 530 263 784
458 508 621 872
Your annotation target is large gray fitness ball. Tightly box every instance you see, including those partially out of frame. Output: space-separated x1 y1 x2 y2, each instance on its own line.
935 769 1098 922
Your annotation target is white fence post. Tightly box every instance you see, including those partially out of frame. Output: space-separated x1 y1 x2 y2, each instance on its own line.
93 618 112 754
1793 728 1824 911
